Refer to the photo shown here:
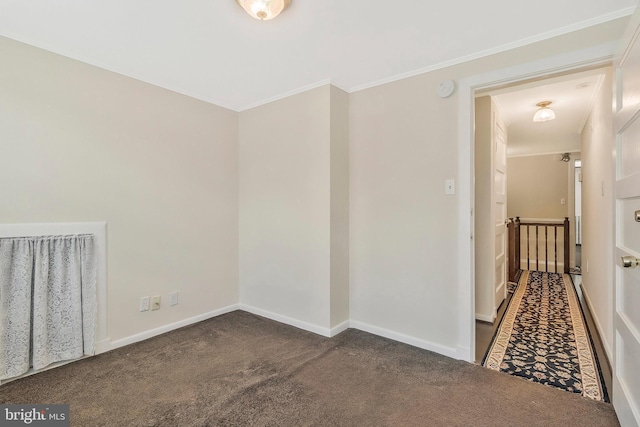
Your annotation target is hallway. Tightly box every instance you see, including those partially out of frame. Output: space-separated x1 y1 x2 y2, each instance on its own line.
476 271 612 400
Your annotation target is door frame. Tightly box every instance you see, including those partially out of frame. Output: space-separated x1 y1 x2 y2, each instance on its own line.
456 44 615 362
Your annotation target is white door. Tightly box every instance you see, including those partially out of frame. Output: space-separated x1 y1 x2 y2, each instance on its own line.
494 110 508 309
613 6 640 426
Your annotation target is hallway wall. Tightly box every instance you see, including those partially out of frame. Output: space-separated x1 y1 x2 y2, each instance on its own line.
507 154 570 219
580 68 614 359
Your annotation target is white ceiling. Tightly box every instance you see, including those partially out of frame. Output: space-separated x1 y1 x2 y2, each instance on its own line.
490 69 607 157
0 1 636 111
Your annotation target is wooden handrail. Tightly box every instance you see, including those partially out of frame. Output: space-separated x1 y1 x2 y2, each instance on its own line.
507 217 570 282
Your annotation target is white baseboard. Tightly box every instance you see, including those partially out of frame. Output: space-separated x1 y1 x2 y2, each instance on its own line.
93 339 112 355
475 313 496 323
239 304 332 337
330 320 350 337
349 320 458 359
581 287 613 363
108 304 240 351
12 303 463 378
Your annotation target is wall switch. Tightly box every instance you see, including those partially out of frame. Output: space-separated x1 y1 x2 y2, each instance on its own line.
169 291 178 306
151 296 161 311
445 179 455 195
561 198 566 205
140 296 150 312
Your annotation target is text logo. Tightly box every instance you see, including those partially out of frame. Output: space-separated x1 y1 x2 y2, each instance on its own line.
1 405 69 426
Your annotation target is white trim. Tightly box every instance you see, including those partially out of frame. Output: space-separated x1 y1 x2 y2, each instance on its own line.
238 304 332 337
349 8 633 94
457 66 475 364
2 7 633 113
458 43 617 363
616 171 640 199
613 373 640 427
507 149 581 159
349 320 458 359
330 320 350 337
578 73 607 134
475 313 496 323
0 357 89 386
108 304 240 351
582 285 613 363
237 79 351 112
93 339 112 355
237 79 332 111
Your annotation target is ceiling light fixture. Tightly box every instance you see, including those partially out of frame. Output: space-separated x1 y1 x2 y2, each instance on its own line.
532 101 556 123
236 0 291 20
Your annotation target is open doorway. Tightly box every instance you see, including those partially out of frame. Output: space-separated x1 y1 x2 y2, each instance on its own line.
473 68 608 363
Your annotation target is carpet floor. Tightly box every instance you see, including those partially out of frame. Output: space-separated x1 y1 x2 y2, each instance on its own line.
0 311 619 426
483 270 607 402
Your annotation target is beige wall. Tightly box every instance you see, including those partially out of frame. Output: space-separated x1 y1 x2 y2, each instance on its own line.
349 68 460 350
0 37 239 343
0 14 628 361
239 86 329 330
330 86 350 328
349 18 627 355
507 154 570 219
581 68 614 359
239 84 348 333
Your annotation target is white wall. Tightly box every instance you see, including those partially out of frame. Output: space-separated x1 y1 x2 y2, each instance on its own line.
0 36 239 345
239 85 349 334
580 68 614 359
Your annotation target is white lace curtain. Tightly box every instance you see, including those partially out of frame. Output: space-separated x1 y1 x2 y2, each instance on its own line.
0 234 97 380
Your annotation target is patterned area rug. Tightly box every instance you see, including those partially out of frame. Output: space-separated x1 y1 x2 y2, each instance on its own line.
482 270 608 401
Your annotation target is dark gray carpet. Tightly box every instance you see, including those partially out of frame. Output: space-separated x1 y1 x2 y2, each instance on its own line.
0 311 620 426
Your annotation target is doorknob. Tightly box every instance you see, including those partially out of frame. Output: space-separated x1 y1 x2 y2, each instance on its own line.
622 256 640 268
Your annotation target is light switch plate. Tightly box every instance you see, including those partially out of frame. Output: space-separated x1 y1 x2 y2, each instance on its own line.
445 179 455 195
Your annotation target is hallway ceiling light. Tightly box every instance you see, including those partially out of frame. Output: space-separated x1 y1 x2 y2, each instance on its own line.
236 0 291 20
532 101 556 122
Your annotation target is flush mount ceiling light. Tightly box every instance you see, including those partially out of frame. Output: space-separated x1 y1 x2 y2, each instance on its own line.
236 0 291 20
532 101 556 123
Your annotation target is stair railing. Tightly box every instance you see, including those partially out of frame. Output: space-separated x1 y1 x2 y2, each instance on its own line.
507 217 570 282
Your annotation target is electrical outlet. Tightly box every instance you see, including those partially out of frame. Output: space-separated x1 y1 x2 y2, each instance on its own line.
169 291 178 306
151 296 161 311
140 296 150 312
